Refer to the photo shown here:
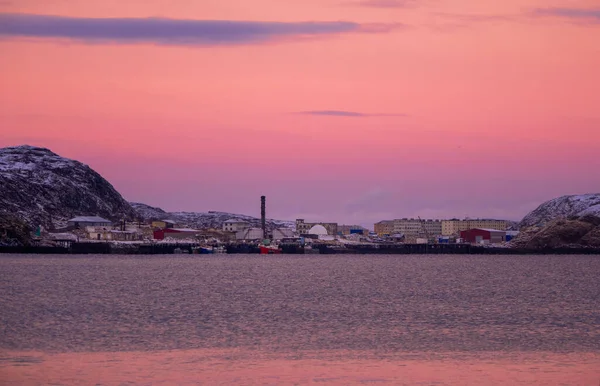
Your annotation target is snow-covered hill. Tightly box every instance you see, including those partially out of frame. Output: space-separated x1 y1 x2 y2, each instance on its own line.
0 145 136 229
131 203 294 230
519 194 600 229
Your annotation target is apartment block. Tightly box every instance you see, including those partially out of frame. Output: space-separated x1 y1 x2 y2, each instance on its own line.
374 220 394 236
393 218 442 238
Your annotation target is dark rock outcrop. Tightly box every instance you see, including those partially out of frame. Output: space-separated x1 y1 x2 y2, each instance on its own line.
0 213 32 246
512 215 600 250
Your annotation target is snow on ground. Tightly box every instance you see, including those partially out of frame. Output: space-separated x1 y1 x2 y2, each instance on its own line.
519 193 600 228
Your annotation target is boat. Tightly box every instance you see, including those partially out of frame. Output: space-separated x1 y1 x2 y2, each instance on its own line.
259 245 282 254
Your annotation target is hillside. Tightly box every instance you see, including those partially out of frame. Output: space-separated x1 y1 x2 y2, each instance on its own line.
131 202 294 230
519 194 600 229
0 145 136 229
512 214 600 249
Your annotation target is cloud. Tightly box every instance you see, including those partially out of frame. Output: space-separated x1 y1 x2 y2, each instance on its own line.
297 110 407 117
533 8 600 22
348 0 415 8
0 13 394 45
434 13 512 23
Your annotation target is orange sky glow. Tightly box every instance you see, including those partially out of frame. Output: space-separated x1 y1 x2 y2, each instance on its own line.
1 0 599 225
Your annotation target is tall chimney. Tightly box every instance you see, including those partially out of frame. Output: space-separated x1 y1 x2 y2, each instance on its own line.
261 195 266 239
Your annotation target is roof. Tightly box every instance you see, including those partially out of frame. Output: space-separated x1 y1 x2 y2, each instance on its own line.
224 219 249 223
167 228 200 232
161 219 177 224
68 216 111 223
469 228 506 233
308 224 328 235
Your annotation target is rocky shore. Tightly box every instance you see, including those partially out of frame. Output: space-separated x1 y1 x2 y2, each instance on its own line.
511 214 600 250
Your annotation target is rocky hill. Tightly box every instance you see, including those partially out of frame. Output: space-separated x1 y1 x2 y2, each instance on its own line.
519 194 600 229
131 202 294 230
0 145 136 229
130 202 167 220
512 214 600 249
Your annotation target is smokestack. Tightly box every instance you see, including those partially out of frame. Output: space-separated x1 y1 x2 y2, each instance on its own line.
261 195 266 239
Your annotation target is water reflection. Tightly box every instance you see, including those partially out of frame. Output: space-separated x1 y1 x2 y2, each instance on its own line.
0 254 599 384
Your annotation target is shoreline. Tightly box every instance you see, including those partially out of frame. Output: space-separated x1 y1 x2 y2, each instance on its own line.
1 243 600 255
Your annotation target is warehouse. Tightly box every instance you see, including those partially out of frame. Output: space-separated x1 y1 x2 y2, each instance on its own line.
460 228 506 244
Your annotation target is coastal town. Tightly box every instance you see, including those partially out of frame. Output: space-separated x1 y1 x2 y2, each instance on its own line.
31 198 520 254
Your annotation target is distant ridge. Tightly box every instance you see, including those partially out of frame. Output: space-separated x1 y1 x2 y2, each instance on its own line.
130 202 294 230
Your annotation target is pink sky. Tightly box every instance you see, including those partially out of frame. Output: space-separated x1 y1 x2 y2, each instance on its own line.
1 0 599 226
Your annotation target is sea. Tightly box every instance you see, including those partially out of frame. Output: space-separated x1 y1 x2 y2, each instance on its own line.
0 254 599 385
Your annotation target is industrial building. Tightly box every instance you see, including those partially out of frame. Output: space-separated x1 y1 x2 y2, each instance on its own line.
153 228 200 240
460 228 506 244
295 219 338 236
442 219 508 236
272 228 295 240
337 225 369 235
236 227 265 241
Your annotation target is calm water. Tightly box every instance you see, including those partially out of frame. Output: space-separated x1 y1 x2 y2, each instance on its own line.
1 254 599 384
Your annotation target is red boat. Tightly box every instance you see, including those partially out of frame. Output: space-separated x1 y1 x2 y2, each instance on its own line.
259 245 282 254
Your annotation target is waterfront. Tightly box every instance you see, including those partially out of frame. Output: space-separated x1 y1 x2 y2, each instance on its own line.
1 254 599 384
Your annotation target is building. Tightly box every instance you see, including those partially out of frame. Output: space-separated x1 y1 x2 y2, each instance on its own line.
337 225 370 235
393 219 442 238
295 219 338 236
153 228 200 240
151 220 176 229
460 228 506 244
86 226 111 240
68 216 112 228
272 228 295 240
109 230 139 241
236 227 265 240
223 219 250 233
374 220 394 236
442 219 508 236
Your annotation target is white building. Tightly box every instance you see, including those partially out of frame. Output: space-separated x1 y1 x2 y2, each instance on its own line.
236 227 265 240
223 219 250 232
272 228 295 240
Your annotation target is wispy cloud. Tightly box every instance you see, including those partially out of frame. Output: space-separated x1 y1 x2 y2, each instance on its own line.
427 12 516 32
532 8 600 22
347 0 415 8
297 110 407 117
0 13 395 45
434 12 513 23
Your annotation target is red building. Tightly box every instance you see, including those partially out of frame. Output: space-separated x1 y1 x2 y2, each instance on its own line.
460 228 506 244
